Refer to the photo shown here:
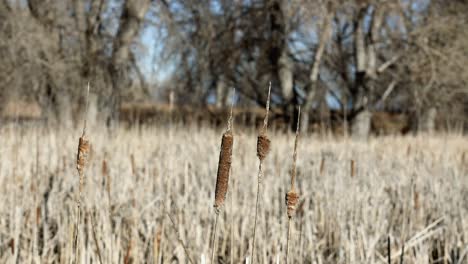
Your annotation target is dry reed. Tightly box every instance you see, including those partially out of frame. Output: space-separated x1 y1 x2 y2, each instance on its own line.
285 107 301 264
74 83 91 263
211 90 235 263
251 83 271 263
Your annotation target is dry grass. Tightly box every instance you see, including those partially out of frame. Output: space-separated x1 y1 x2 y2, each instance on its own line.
0 123 467 263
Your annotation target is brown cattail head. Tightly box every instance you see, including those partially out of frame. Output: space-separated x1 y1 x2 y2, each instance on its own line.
77 136 90 175
214 131 234 210
350 159 356 178
257 132 270 161
285 190 299 218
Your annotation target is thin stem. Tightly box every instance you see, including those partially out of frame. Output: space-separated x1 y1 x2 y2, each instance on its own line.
74 200 81 263
165 208 195 264
211 213 220 264
83 82 90 137
227 88 235 132
251 83 270 263
262 82 271 132
286 106 301 264
90 211 103 264
290 107 300 190
251 162 263 263
286 218 292 264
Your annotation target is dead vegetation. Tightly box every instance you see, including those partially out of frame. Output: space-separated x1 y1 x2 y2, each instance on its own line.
0 123 466 263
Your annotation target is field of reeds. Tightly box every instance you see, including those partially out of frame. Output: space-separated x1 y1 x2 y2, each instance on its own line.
0 122 467 263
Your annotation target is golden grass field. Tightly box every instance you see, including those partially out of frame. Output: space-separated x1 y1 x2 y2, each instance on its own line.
0 123 467 263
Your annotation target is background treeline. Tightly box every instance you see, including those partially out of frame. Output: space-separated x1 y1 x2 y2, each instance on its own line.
0 0 467 134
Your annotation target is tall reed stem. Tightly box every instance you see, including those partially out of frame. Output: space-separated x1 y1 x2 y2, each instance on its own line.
74 83 91 263
211 90 235 263
211 213 220 264
251 83 271 263
285 107 301 264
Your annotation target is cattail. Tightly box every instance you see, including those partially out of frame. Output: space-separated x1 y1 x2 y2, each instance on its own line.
257 132 271 161
211 89 235 264
256 84 271 161
350 159 356 178
285 191 299 218
251 83 271 263
285 106 301 264
74 83 91 263
214 130 234 209
77 136 90 192
77 137 90 172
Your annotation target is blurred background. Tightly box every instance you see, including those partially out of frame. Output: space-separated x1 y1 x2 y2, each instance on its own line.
0 0 467 135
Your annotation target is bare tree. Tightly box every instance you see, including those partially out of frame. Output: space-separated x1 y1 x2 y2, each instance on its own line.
0 0 152 124
0 0 466 132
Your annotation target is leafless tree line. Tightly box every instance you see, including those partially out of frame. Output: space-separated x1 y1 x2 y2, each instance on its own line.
0 0 151 125
158 0 468 134
0 0 467 134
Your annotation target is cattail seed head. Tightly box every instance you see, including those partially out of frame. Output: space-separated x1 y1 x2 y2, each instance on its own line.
257 132 270 161
77 136 90 175
214 131 234 210
285 190 299 218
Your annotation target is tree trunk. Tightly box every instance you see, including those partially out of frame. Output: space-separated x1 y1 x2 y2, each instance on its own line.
366 4 385 78
108 0 150 123
279 51 293 101
301 6 333 133
419 107 437 133
352 110 371 139
215 77 227 108
56 91 73 128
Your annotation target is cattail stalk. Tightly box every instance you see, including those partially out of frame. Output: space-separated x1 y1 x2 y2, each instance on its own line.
285 107 301 264
74 83 91 263
251 83 271 263
211 90 235 264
